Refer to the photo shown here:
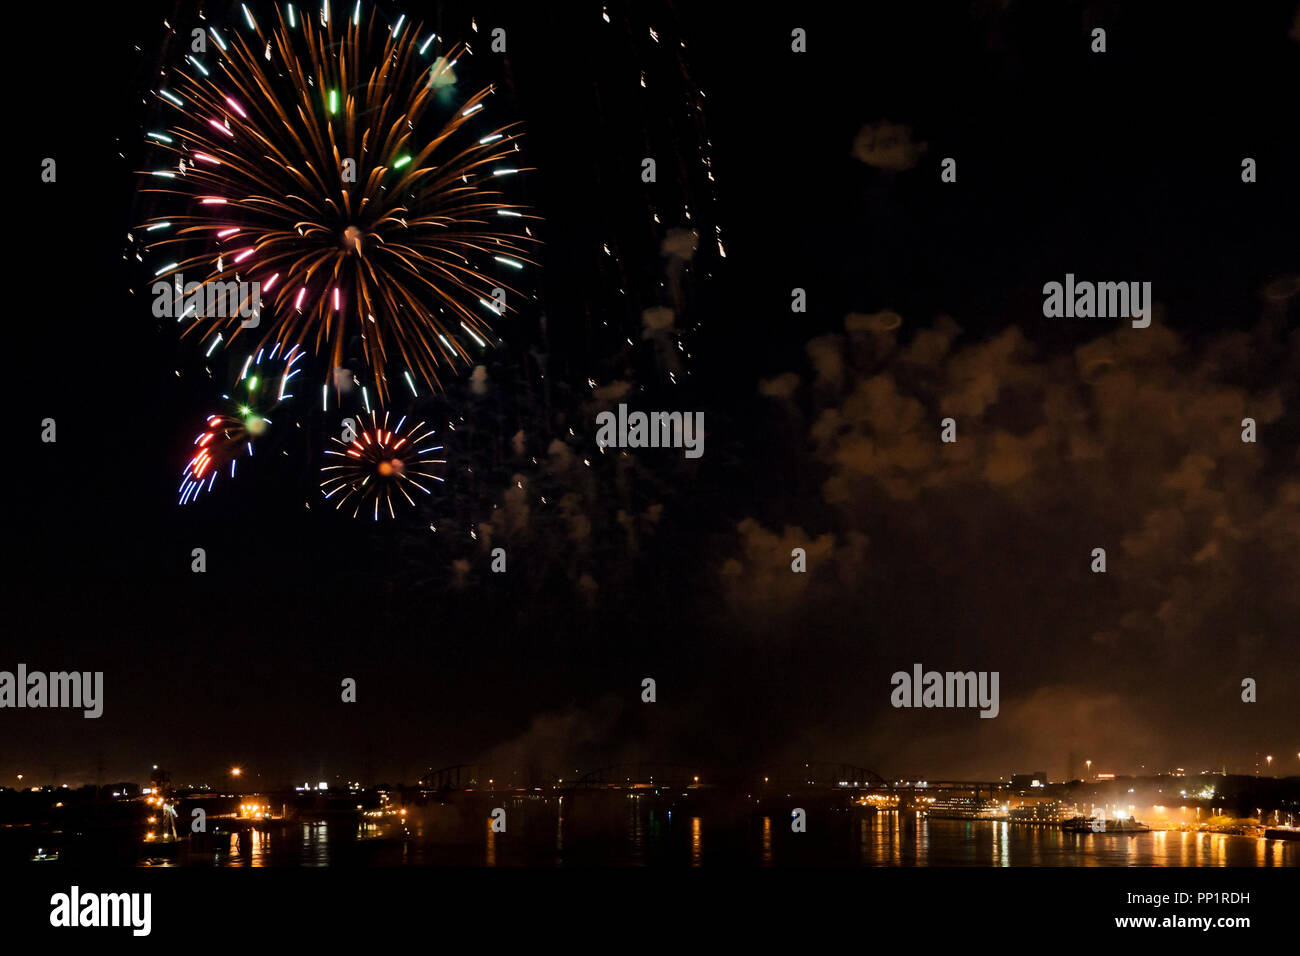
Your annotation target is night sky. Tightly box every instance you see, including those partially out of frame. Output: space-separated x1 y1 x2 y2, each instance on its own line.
7 0 1299 788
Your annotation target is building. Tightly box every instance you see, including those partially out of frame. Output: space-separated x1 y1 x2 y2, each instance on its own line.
1010 771 1049 791
1008 798 1076 825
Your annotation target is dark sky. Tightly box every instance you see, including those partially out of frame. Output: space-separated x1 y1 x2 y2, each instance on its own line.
6 0 1299 787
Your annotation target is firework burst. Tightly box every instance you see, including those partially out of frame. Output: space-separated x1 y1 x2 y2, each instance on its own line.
178 342 305 504
321 410 445 519
140 2 538 402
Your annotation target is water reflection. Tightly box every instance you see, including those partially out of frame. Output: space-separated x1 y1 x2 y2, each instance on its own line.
225 826 267 867
627 797 644 865
144 804 1300 867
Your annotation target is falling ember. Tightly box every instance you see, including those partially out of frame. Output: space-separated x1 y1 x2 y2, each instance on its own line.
136 6 539 401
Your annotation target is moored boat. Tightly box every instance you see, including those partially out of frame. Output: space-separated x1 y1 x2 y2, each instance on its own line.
1062 814 1149 833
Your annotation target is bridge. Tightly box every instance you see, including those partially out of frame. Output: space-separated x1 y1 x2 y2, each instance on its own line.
414 760 980 796
418 764 561 792
416 763 708 792
759 762 889 790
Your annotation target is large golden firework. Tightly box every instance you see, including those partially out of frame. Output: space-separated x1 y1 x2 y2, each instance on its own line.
139 3 537 401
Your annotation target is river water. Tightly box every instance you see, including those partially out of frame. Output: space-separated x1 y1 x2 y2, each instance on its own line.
142 804 1300 867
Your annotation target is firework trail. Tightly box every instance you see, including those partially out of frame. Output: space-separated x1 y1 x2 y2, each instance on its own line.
178 341 304 504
